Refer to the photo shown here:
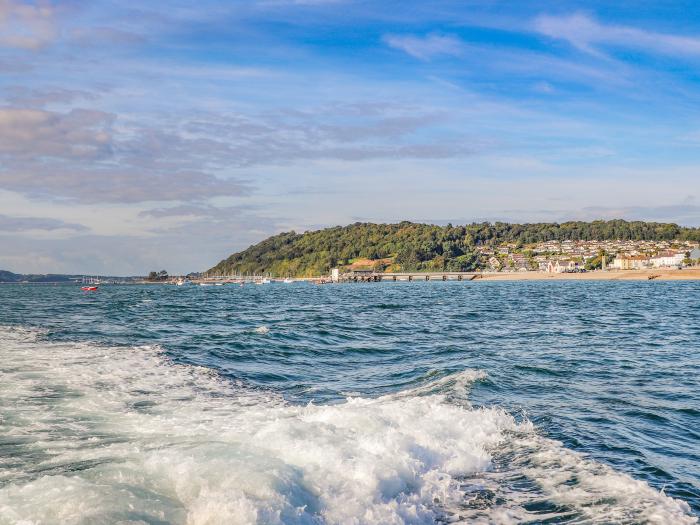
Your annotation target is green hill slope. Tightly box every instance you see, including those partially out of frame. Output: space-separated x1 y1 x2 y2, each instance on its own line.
0 270 76 283
205 220 700 277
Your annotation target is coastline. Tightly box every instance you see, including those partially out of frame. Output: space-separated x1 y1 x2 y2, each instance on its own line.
476 268 700 281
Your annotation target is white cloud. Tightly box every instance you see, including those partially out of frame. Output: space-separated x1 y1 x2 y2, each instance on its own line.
384 33 465 60
0 107 113 159
0 0 57 50
534 12 700 58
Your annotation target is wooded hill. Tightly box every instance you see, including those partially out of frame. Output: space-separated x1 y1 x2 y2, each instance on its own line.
0 270 75 283
205 220 700 277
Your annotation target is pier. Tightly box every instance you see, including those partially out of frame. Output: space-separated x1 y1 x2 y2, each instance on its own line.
339 270 479 282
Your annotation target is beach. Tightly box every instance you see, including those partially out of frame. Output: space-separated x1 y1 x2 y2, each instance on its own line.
477 267 700 281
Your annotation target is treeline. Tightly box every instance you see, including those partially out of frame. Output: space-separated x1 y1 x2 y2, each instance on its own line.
205 220 700 277
0 270 75 283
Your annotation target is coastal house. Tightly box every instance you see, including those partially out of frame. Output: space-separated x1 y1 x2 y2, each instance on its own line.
546 259 576 273
611 255 649 270
650 251 685 268
509 254 530 271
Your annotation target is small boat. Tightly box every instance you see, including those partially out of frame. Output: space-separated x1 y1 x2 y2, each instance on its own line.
200 283 213 287
283 278 294 284
81 286 98 291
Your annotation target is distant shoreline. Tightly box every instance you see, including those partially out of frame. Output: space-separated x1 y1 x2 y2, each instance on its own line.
475 268 700 281
3 268 699 285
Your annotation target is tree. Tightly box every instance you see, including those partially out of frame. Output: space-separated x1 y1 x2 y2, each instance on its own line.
203 220 700 277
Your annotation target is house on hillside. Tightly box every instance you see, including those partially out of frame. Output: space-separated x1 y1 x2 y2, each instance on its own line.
488 256 502 271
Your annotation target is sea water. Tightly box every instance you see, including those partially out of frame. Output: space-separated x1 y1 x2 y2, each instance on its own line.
0 281 698 524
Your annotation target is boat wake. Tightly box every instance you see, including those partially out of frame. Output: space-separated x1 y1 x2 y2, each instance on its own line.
0 326 695 524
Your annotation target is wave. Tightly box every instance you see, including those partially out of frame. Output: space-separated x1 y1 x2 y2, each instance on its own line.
0 325 695 524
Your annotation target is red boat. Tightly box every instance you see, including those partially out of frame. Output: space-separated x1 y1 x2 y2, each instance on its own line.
81 286 98 291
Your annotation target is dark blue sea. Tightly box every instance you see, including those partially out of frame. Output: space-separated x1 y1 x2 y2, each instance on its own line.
0 281 698 524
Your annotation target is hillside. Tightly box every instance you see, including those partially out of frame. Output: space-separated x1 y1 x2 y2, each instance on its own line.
0 270 76 283
205 220 700 277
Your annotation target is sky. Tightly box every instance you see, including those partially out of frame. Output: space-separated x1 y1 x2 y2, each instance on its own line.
1 0 700 274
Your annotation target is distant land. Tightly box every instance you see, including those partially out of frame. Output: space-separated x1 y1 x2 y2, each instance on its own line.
205 220 700 278
0 270 78 283
0 271 138 284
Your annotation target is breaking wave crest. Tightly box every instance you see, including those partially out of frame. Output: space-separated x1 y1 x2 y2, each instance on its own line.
0 326 695 524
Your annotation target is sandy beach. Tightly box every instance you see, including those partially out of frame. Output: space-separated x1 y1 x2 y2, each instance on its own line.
477 268 700 281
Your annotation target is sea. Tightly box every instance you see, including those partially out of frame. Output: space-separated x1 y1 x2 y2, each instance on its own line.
0 280 698 524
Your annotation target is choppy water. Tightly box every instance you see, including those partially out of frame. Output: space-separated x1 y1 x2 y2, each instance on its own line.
0 281 698 524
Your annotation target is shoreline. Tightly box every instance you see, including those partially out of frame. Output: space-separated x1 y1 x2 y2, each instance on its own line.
475 268 700 281
3 268 700 285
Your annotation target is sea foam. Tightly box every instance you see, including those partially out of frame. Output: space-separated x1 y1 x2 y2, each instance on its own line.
0 326 695 524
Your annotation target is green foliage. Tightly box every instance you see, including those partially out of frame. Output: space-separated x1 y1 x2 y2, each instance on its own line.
585 256 603 270
205 220 700 277
147 270 169 281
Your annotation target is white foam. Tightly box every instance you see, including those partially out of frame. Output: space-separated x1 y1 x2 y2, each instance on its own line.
0 326 695 524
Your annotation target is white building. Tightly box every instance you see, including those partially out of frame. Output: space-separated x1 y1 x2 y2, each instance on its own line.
650 251 684 268
547 259 576 273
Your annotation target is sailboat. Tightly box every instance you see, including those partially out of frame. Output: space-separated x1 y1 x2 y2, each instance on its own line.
81 275 99 291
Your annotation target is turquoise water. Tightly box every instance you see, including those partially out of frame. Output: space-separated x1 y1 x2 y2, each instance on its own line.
0 281 698 524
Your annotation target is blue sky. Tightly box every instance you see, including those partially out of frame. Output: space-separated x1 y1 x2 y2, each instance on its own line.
1 0 700 274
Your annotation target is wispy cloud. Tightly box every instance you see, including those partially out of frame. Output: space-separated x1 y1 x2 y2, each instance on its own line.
0 0 57 50
0 213 87 232
579 204 700 226
0 107 113 159
384 33 465 60
3 86 100 107
534 12 700 58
